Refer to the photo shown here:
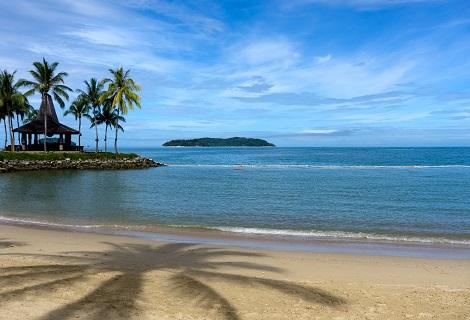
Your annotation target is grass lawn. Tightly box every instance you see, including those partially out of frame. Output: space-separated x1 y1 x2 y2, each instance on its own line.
0 151 139 161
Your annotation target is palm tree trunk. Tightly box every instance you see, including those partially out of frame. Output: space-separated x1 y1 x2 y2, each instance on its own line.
8 114 15 152
3 118 7 149
16 115 21 146
43 95 47 152
78 116 81 149
94 106 99 152
114 119 118 154
104 125 108 153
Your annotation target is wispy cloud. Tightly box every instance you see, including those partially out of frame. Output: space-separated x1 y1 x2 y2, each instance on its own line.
63 26 139 47
121 0 224 34
268 128 355 139
229 39 300 67
315 55 332 64
284 0 441 10
236 76 273 94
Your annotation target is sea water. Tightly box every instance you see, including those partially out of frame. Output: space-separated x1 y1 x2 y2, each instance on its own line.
0 147 469 247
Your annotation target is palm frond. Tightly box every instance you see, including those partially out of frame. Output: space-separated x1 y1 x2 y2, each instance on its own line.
53 87 70 101
53 92 66 108
54 84 72 92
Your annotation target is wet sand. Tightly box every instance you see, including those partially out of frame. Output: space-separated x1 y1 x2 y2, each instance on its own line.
0 224 469 319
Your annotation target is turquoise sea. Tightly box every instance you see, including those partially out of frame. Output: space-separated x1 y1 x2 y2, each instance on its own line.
1 147 470 250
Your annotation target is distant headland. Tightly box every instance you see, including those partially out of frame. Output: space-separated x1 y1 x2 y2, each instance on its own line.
163 137 276 147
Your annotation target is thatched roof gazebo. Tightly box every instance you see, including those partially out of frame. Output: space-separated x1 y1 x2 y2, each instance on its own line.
13 94 80 151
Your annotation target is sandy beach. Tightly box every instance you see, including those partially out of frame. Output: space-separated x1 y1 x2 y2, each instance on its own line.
0 224 469 320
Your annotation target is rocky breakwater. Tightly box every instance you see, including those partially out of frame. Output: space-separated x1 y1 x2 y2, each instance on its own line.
0 157 165 173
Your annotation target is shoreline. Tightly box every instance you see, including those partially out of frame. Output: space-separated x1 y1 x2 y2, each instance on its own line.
0 223 469 319
0 157 164 173
1 216 469 260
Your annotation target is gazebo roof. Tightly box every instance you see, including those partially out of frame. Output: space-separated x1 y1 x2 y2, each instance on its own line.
13 94 79 135
13 118 79 135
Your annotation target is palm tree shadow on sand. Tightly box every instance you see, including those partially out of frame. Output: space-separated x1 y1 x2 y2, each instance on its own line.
0 242 347 320
0 238 26 249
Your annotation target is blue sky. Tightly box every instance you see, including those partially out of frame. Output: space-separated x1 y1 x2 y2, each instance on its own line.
1 0 470 147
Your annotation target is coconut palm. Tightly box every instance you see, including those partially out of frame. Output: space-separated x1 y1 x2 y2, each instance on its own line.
64 97 90 149
0 96 8 149
92 102 125 153
100 68 141 153
0 108 7 149
19 58 72 151
23 108 38 124
109 111 125 153
0 70 29 151
13 98 33 145
77 78 104 152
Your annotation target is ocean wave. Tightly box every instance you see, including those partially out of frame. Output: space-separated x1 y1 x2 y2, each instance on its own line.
2 215 469 247
0 215 108 229
208 226 470 245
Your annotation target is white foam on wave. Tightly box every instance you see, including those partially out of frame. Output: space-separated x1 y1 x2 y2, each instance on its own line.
0 215 108 229
209 226 470 245
2 215 469 247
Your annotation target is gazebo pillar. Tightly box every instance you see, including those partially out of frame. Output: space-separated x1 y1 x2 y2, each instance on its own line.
65 134 72 150
59 134 64 151
21 133 27 151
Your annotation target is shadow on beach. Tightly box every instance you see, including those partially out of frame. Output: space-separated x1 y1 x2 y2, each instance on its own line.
0 238 26 249
0 242 347 320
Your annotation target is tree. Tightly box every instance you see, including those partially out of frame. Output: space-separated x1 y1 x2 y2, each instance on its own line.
23 108 38 124
64 96 90 149
13 97 33 145
19 58 72 151
0 70 29 151
77 78 104 152
100 68 141 153
92 101 125 152
0 106 7 149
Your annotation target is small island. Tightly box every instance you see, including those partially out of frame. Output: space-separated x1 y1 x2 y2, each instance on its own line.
163 137 276 147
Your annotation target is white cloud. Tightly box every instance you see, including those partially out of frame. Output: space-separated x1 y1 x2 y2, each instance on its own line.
63 27 138 47
301 129 338 134
314 54 332 64
285 0 440 9
234 40 300 67
220 50 414 98
120 0 224 34
60 0 119 17
296 57 414 97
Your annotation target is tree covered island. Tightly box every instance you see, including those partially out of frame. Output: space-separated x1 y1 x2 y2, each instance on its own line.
163 137 275 147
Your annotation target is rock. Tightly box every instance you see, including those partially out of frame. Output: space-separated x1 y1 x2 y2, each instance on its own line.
0 157 165 173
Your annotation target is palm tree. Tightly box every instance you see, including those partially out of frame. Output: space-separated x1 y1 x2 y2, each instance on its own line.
64 97 90 149
93 102 125 152
13 98 33 145
0 108 7 149
100 68 141 153
77 78 104 152
109 111 125 153
0 70 29 151
19 58 72 152
23 108 38 124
